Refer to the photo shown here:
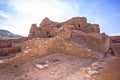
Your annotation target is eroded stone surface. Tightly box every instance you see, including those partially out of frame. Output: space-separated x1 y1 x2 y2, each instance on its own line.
0 17 111 68
0 27 99 68
28 17 100 38
110 36 120 56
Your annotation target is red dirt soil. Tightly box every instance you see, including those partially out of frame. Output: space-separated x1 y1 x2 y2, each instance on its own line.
95 56 120 80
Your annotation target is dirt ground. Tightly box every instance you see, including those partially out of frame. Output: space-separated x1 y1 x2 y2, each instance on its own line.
0 53 120 80
0 53 95 80
95 56 120 80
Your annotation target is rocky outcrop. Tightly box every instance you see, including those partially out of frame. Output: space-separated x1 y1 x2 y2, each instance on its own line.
111 36 120 43
62 17 100 33
28 17 59 38
0 40 12 48
0 39 20 56
28 17 100 38
0 46 21 56
0 38 29 56
28 24 40 38
71 31 110 56
110 36 120 56
0 17 111 68
0 27 99 68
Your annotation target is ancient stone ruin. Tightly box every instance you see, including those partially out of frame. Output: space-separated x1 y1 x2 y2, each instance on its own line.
0 17 119 69
110 36 120 56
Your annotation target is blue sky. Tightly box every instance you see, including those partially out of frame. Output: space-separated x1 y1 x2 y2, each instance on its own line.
0 0 120 36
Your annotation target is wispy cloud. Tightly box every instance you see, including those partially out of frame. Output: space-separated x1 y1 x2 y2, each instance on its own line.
0 0 79 36
0 0 120 36
0 11 11 18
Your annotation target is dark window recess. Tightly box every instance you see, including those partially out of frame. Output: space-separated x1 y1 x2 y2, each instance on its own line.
47 31 53 38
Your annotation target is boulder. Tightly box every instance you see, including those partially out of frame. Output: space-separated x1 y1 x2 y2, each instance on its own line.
110 36 120 56
71 30 110 57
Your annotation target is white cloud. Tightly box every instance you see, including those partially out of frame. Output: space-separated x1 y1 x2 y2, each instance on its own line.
0 0 79 36
0 11 11 18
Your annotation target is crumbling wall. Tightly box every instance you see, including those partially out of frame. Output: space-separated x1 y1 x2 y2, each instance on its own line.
0 17 111 68
0 27 99 68
28 17 100 38
110 36 120 56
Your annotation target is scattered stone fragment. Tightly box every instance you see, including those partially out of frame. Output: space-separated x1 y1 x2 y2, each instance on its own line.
49 58 61 62
91 61 104 70
87 70 99 75
35 63 49 69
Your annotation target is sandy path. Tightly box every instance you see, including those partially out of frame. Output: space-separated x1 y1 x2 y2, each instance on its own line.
0 53 95 80
0 53 120 80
